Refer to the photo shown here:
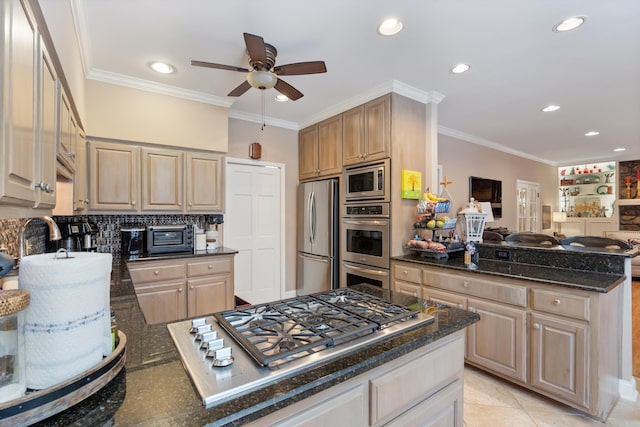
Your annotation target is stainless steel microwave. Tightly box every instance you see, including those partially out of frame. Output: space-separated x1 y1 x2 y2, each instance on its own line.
146 224 194 254
344 159 390 202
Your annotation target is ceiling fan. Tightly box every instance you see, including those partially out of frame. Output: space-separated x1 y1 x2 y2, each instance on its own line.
191 32 327 101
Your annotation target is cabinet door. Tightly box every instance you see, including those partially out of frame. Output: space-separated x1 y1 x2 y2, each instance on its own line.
134 280 187 324
186 151 223 212
385 380 463 427
530 312 589 408
317 115 342 176
1 0 37 206
73 131 87 211
141 147 184 211
341 105 364 166
57 91 76 172
585 218 616 237
35 39 57 208
466 297 527 383
187 274 232 317
298 125 318 180
88 141 140 211
423 287 467 310
363 95 391 162
395 281 422 298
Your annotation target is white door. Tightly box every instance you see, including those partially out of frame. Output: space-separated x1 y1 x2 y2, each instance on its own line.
516 180 541 232
225 158 284 304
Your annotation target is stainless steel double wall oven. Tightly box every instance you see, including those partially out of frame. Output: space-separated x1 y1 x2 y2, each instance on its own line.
341 159 391 289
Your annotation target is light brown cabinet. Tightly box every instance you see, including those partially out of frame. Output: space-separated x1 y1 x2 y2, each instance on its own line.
128 254 235 325
185 151 223 212
391 260 620 420
141 147 184 211
57 91 76 173
250 330 465 427
342 95 390 166
73 130 87 211
298 115 342 180
88 140 140 211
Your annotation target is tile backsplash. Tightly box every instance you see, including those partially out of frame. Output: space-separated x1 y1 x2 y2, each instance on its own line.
0 214 223 263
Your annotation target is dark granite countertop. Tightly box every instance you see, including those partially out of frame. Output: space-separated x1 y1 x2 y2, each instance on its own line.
35 256 479 426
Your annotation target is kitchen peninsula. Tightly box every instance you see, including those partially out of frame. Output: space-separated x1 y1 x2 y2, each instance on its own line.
32 256 479 426
393 241 638 421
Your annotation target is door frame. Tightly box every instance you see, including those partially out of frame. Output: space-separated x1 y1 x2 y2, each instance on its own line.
224 157 290 301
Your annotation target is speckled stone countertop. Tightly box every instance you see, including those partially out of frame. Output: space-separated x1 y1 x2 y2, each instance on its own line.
35 253 479 426
394 241 638 293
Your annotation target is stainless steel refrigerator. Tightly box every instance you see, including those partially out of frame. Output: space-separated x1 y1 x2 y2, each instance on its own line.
297 178 339 295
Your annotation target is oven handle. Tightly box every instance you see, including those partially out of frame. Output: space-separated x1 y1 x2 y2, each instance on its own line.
342 219 388 226
343 262 389 276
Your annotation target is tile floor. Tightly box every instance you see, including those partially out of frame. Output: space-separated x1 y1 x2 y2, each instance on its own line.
463 365 640 426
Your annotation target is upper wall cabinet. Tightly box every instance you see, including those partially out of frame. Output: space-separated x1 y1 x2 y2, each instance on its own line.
298 115 342 180
57 90 76 173
88 140 140 211
88 140 224 213
342 95 391 166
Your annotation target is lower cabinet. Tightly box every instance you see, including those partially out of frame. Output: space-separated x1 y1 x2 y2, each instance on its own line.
250 331 465 427
391 260 620 420
128 254 235 324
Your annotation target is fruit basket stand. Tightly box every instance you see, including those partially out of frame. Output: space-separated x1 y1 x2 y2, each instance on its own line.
405 188 464 258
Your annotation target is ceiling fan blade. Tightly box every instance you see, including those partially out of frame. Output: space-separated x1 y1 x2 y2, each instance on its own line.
243 32 267 66
273 61 327 76
191 60 249 73
274 78 303 101
228 80 252 97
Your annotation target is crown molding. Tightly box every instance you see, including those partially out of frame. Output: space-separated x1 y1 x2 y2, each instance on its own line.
228 110 299 130
438 126 556 165
86 69 234 107
69 0 91 76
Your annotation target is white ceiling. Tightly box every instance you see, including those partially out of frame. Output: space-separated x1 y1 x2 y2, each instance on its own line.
54 0 640 165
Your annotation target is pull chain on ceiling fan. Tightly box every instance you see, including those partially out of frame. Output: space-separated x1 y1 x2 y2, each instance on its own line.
191 32 327 101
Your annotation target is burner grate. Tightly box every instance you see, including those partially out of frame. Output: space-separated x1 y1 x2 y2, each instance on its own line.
214 289 420 367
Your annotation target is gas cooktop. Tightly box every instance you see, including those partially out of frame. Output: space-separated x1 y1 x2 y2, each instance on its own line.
167 288 434 407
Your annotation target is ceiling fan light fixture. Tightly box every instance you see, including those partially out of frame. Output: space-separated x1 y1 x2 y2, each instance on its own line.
542 104 560 112
451 63 470 74
150 61 175 74
554 16 586 32
275 94 289 102
585 130 600 137
613 147 626 152
378 18 403 36
247 70 277 90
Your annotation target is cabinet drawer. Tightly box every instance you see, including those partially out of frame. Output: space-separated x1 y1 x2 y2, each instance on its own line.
531 288 590 321
393 263 422 285
187 256 233 277
369 334 463 424
129 262 186 284
424 270 527 307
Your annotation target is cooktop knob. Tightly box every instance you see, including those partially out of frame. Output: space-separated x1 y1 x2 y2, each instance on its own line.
194 324 212 341
189 318 207 334
198 331 218 350
211 347 234 367
205 338 225 358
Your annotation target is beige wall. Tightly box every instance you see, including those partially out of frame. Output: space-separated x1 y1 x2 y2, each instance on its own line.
438 134 557 232
85 80 228 151
227 118 299 293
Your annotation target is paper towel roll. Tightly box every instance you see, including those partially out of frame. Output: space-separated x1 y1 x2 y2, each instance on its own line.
18 252 112 390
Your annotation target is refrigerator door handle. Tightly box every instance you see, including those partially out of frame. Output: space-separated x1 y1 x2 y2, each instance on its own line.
298 253 329 263
310 190 316 244
307 190 314 245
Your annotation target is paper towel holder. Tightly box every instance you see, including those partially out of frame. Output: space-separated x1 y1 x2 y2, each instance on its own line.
53 249 75 260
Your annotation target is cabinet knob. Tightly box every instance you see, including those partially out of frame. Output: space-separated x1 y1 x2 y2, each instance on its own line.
132 201 137 206
154 270 160 275
189 286 194 290
402 270 408 276
35 181 53 193
469 307 476 313
208 264 213 269
178 202 182 206
553 298 561 305
458 304 464 309
463 281 469 288
189 202 193 207
178 288 183 293
67 151 76 159
533 323 540 330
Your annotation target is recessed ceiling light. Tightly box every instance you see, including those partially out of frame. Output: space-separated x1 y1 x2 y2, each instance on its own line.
275 94 289 102
554 16 586 32
378 18 403 36
150 62 175 74
451 63 470 74
613 147 626 152
585 131 600 137
542 105 560 112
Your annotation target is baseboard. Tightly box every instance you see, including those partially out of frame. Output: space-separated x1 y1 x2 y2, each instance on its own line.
619 377 639 402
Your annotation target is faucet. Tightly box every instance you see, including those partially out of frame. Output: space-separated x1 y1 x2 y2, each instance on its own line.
19 216 62 260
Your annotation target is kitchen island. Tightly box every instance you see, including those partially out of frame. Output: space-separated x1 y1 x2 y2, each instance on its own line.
34 252 479 426
393 241 639 421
